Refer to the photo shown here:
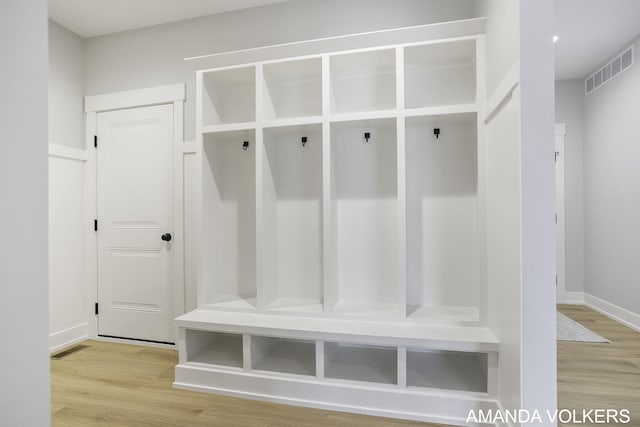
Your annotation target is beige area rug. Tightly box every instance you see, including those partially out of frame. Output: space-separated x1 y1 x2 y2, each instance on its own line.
557 312 610 343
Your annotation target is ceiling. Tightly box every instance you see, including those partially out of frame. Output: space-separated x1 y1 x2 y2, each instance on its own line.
48 0 291 38
555 0 640 80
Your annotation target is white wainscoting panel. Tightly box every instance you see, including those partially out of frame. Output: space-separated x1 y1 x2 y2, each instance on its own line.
49 144 89 351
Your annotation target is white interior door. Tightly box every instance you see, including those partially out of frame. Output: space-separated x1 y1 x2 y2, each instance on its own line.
555 124 566 302
97 104 175 343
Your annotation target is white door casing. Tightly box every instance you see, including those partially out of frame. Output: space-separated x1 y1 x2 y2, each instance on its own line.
555 123 566 302
85 83 185 345
97 104 175 343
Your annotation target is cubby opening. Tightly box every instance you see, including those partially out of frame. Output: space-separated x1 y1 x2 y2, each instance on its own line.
202 67 256 126
330 49 396 114
405 114 479 322
330 119 399 315
404 40 476 109
185 330 243 368
262 58 322 120
202 130 257 308
324 342 397 384
251 336 316 376
406 349 487 393
262 125 324 312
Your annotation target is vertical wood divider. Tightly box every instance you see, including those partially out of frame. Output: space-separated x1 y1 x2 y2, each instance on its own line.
487 351 498 397
194 71 206 307
243 334 252 371
316 341 325 379
321 55 334 313
255 64 265 310
475 36 488 325
397 346 407 388
395 47 407 319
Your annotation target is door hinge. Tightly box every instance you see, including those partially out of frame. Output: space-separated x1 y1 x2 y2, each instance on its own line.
94 135 98 148
94 219 98 231
94 302 99 315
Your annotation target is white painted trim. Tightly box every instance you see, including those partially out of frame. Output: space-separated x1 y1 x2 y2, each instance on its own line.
494 401 513 427
555 125 566 303
48 144 87 162
185 18 486 62
85 83 185 113
50 322 88 353
85 112 98 340
174 364 498 427
94 335 177 350
583 293 640 333
484 62 520 125
172 100 186 343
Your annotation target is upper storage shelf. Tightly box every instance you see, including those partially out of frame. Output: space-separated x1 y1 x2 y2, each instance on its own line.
404 40 476 109
330 49 396 114
202 66 256 126
262 58 322 120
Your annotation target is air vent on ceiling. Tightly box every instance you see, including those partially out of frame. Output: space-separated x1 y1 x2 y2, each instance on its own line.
586 45 634 95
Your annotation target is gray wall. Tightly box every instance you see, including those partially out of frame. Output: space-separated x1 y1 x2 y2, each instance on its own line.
49 20 85 149
84 0 477 141
0 0 50 424
583 35 640 316
555 79 585 293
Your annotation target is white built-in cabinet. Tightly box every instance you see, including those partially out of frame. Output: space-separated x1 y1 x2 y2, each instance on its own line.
177 23 500 425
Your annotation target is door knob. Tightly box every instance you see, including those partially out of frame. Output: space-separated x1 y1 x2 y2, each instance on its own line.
161 233 172 242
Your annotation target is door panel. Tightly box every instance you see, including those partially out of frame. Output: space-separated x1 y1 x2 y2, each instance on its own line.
97 104 174 343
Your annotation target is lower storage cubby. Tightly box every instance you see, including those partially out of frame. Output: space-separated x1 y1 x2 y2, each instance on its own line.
185 330 243 368
251 336 316 376
324 342 397 384
406 349 487 393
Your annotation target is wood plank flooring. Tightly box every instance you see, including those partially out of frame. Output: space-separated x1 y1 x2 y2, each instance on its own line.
51 305 640 426
51 340 440 427
557 304 640 427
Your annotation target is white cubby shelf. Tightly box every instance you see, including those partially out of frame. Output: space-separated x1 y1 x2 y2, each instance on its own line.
176 310 498 423
187 21 497 425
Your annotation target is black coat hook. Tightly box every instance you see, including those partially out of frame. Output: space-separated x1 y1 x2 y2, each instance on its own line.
364 132 371 143
242 140 249 151
301 136 307 147
433 128 440 139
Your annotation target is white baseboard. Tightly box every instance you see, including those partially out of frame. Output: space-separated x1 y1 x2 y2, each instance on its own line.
50 322 89 353
558 291 585 304
583 293 640 333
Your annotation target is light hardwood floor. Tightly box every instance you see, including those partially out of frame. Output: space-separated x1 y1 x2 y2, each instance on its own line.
51 306 640 426
557 304 640 427
51 340 441 426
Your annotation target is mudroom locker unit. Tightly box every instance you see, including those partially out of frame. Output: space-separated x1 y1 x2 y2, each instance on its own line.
175 17 501 425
